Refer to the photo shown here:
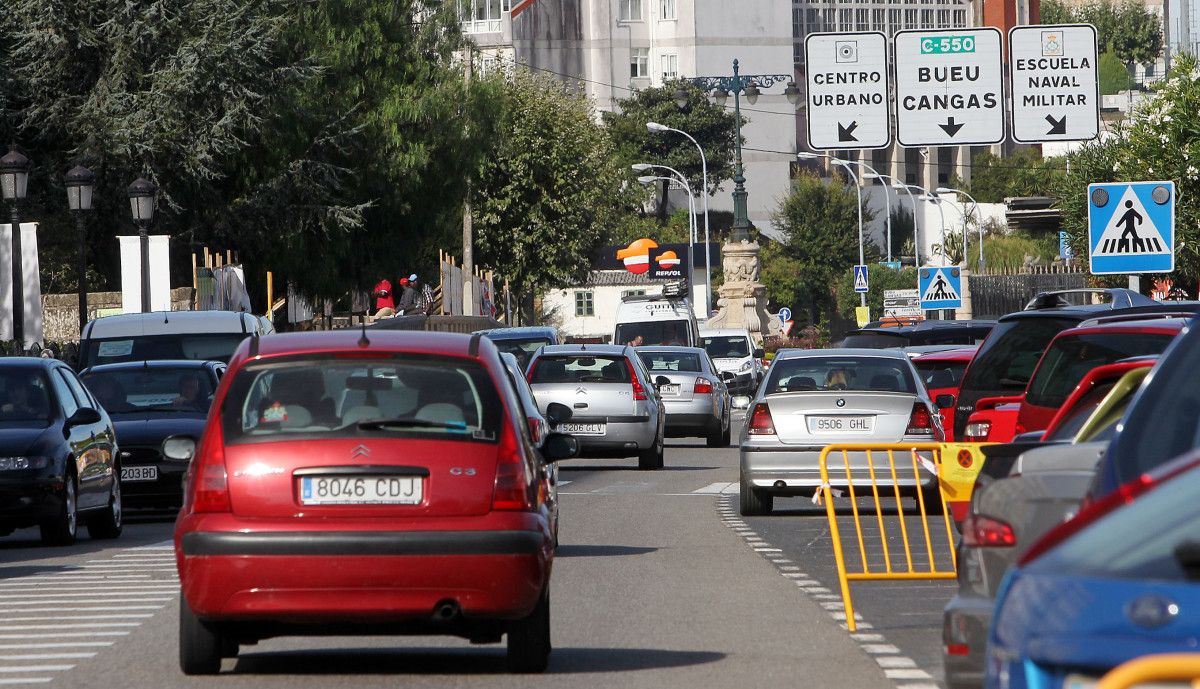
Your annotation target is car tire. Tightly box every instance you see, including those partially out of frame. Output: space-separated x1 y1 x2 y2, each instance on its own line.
87 475 123 540
507 586 551 673
40 470 78 546
740 481 772 516
719 422 732 447
179 598 224 675
705 423 725 448
638 432 664 471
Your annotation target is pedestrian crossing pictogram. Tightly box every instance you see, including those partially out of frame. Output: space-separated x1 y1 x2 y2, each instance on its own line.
919 267 962 309
853 265 870 293
1088 181 1175 275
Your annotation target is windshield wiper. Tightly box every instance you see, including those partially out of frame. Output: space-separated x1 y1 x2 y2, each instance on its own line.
356 417 467 432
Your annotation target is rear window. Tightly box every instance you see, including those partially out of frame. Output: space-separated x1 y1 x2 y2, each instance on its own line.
82 368 215 414
1028 462 1200 582
615 321 690 347
219 356 502 444
1024 333 1174 408
488 337 552 370
82 334 248 367
1043 380 1118 442
959 317 1077 394
839 332 908 349
702 336 751 358
529 355 631 384
764 356 916 395
914 360 968 390
638 352 702 372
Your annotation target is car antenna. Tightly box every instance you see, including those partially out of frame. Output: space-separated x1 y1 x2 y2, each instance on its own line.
358 321 371 348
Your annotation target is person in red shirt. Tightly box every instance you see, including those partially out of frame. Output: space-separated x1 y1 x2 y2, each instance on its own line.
373 279 395 315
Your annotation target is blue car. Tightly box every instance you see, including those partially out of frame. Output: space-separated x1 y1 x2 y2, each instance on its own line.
986 451 1200 689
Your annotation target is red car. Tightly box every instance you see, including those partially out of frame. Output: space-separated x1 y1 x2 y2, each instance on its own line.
1039 357 1157 441
174 330 578 675
910 346 977 441
963 316 1186 442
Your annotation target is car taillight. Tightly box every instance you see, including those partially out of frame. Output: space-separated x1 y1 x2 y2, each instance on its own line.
748 403 776 435
694 377 713 394
526 417 543 445
961 514 1016 547
906 403 935 437
525 360 539 382
964 421 991 442
188 425 230 513
625 359 647 401
492 421 534 511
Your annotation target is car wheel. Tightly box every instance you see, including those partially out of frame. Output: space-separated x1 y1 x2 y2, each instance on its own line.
179 597 224 675
87 475 123 540
638 434 664 470
705 420 726 448
720 423 732 447
739 481 772 516
507 586 550 673
40 471 77 546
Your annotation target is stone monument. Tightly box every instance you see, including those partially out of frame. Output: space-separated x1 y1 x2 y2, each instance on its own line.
704 237 780 341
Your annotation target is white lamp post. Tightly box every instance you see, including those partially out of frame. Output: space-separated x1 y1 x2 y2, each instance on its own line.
936 186 984 268
797 152 866 308
647 121 713 315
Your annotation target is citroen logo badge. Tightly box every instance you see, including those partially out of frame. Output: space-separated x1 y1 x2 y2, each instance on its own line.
1126 595 1179 628
576 386 588 395
351 444 370 459
836 398 846 407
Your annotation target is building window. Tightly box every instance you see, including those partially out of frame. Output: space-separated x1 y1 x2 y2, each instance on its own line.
904 8 918 26
622 289 647 299
661 53 679 81
936 9 951 25
575 291 594 317
619 0 643 21
631 48 650 78
660 0 676 20
480 55 499 76
856 8 869 29
920 8 934 26
952 9 966 25
839 8 853 27
459 0 509 33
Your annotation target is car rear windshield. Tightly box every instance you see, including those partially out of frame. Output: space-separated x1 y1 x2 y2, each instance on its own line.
82 368 215 414
488 337 552 369
1028 463 1200 582
839 331 908 349
529 355 631 384
702 336 751 358
82 334 248 368
0 369 52 425
959 317 1078 394
764 357 917 395
220 356 503 444
639 352 702 373
914 360 968 390
1043 380 1118 442
1024 333 1174 408
615 321 690 347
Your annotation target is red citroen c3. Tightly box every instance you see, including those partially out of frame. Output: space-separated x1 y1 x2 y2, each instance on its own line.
174 330 577 675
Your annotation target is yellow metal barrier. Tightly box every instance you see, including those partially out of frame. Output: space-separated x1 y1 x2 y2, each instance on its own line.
1096 653 1200 689
818 443 986 632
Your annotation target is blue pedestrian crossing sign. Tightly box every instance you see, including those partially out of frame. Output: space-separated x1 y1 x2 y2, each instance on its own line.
919 266 962 309
1087 181 1175 275
853 265 870 294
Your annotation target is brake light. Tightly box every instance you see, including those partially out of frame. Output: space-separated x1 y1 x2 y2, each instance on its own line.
626 359 647 401
961 514 1016 547
945 644 970 657
526 417 544 445
694 377 713 394
187 425 230 513
748 403 776 435
526 360 539 383
906 403 935 437
492 421 534 511
964 421 991 442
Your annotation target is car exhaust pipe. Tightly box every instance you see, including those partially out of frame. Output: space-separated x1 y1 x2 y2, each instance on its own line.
432 600 461 622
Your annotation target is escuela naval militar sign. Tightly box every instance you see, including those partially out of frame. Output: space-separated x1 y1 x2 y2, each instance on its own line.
594 238 718 280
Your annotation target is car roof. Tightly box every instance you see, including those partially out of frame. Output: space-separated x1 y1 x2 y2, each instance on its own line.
635 346 708 355
909 346 978 362
698 329 751 337
80 360 218 374
536 343 628 356
228 330 492 366
1055 317 1191 338
82 310 258 339
476 326 558 340
851 319 996 335
0 357 61 370
773 347 913 361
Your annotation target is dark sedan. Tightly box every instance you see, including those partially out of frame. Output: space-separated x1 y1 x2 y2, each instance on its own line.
81 360 223 509
0 358 121 545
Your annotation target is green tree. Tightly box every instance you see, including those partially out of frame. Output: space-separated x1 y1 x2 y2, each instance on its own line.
952 150 1064 203
1042 0 1162 67
472 69 627 318
772 172 877 323
1099 51 1135 94
834 265 920 323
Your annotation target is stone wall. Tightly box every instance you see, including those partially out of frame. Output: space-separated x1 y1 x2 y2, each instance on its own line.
42 288 196 342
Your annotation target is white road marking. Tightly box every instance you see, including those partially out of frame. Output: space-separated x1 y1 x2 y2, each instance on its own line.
0 667 74 673
0 586 178 593
0 633 128 639
0 624 141 630
0 654 96 661
862 644 901 654
0 616 156 622
692 482 736 494
884 669 933 680
0 679 54 685
0 644 113 650
851 633 886 642
876 656 917 668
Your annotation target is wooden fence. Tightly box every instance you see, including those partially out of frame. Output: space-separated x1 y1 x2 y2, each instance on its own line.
970 265 1089 318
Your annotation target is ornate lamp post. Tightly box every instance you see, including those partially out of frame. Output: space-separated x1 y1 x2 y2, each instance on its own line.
0 147 32 346
127 177 157 313
65 165 96 332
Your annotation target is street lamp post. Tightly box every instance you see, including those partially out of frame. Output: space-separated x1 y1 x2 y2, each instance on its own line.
936 186 984 268
678 61 799 241
0 146 32 347
890 182 923 267
65 165 96 333
862 173 894 263
920 194 949 265
647 122 714 313
127 178 157 313
797 152 866 308
635 166 699 311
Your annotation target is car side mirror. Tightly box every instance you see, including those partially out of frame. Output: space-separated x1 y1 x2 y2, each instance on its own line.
545 402 573 424
66 407 102 427
719 371 736 383
654 375 672 388
542 433 579 461
935 394 956 410
753 348 765 359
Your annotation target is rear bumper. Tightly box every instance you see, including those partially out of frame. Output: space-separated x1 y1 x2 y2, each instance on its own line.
739 445 936 491
663 408 720 436
569 417 658 455
943 593 992 689
121 462 187 506
0 477 65 527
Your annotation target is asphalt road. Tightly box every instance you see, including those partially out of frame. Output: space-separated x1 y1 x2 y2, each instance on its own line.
0 430 953 688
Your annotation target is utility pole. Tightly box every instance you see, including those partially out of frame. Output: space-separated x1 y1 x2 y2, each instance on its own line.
462 49 476 317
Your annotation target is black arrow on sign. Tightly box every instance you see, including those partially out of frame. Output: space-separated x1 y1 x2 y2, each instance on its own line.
1045 114 1067 135
939 117 964 137
838 121 859 142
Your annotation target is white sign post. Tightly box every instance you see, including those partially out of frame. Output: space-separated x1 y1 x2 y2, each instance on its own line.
894 28 1005 146
804 32 892 150
1008 24 1100 143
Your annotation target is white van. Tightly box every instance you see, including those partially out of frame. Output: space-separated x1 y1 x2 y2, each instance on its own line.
699 328 764 394
78 311 272 369
613 294 700 347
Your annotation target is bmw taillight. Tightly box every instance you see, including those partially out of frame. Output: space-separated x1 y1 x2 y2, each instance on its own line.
694 377 713 394
492 421 534 511
625 359 647 401
961 514 1016 547
906 403 935 437
964 420 992 442
187 425 230 513
748 403 776 435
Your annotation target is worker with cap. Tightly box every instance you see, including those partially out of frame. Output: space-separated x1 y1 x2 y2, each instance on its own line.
397 275 418 314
